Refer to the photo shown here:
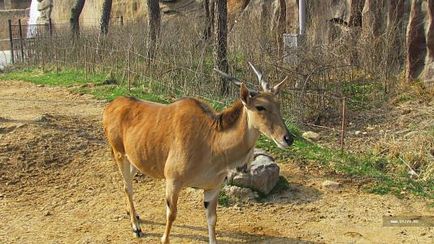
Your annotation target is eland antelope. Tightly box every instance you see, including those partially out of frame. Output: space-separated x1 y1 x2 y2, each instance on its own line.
102 63 293 243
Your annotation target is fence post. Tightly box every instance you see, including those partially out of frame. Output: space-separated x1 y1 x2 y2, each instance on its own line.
84 44 88 80
127 48 131 91
120 16 124 26
340 97 347 152
8 19 14 64
48 18 53 36
18 19 25 63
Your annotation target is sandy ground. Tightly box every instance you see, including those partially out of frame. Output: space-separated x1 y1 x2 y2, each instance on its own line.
0 80 432 243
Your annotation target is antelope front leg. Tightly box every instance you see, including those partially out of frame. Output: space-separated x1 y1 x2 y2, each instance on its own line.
204 188 220 244
161 180 181 244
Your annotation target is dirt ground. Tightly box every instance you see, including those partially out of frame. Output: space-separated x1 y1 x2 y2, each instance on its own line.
0 80 432 243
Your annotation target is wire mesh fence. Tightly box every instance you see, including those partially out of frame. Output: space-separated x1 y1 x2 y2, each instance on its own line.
6 16 389 150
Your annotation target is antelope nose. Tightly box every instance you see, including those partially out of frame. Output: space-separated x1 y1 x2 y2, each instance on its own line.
283 134 293 146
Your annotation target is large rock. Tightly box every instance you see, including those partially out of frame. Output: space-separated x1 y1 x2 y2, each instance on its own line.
37 0 53 25
227 149 280 195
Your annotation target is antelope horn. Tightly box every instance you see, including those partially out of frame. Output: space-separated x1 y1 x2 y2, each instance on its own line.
248 62 270 92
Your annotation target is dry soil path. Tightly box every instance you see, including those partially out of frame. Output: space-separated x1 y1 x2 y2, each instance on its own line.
0 80 432 243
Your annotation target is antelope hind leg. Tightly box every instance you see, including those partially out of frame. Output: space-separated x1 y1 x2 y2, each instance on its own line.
116 153 143 237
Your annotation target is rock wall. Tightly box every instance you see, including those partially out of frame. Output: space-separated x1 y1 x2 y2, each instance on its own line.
50 0 148 25
50 0 205 26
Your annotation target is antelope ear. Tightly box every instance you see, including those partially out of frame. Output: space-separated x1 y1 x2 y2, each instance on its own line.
272 76 288 95
240 83 250 106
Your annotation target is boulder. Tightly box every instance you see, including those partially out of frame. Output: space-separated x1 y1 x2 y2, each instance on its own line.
227 149 280 195
249 156 280 195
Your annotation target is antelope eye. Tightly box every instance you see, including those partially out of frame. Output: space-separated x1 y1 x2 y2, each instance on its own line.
255 106 266 111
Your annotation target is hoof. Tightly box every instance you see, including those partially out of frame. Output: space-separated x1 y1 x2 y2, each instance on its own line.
132 228 143 238
126 211 140 221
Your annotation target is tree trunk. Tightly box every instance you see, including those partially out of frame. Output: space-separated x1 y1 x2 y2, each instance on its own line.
406 0 426 82
424 0 434 83
70 0 86 37
147 0 161 61
203 0 213 41
427 0 434 61
100 0 113 35
386 0 405 72
348 0 364 27
214 0 229 96
276 0 286 57
362 0 384 38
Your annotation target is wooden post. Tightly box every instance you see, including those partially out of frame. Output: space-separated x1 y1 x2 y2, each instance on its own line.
48 18 53 36
18 19 25 62
340 97 347 152
120 16 124 26
127 48 131 92
8 19 15 64
84 44 88 81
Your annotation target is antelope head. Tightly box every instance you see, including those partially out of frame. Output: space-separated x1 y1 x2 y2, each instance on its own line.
214 63 294 148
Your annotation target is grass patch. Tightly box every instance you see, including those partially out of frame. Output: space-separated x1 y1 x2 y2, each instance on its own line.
0 67 169 103
74 85 168 103
257 133 433 198
0 67 106 86
218 191 230 207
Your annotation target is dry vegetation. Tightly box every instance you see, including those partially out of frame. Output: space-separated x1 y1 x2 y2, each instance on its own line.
8 13 434 190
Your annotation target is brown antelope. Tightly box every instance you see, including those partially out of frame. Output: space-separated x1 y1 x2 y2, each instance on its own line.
102 63 293 243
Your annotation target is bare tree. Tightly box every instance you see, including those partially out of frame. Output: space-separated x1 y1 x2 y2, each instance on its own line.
100 0 113 35
348 0 364 27
427 0 434 62
422 0 433 83
406 0 426 82
276 0 286 57
214 0 229 95
202 0 214 41
386 0 404 72
147 0 161 61
70 0 86 37
362 0 385 38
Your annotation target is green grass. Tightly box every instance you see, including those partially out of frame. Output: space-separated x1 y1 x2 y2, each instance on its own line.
0 67 106 86
1 67 432 200
218 191 231 207
0 68 169 103
258 132 433 199
74 85 168 103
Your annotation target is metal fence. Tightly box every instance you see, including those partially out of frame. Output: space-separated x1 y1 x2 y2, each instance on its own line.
6 17 383 151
